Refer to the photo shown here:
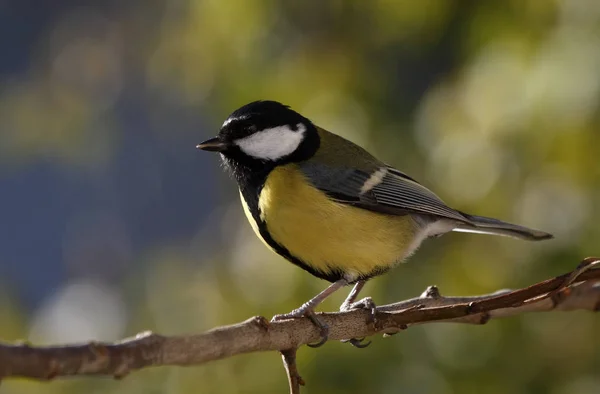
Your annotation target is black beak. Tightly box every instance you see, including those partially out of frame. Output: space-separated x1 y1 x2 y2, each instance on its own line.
196 137 228 152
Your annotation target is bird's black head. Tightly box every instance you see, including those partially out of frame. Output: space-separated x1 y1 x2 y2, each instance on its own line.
197 100 320 183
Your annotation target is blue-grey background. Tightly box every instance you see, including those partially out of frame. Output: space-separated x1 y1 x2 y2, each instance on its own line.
1 1 599 393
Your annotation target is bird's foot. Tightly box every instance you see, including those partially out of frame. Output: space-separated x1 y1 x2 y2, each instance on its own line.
339 297 378 348
272 307 329 348
341 296 378 323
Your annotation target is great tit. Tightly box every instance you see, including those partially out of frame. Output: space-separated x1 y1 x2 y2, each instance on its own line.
197 100 552 346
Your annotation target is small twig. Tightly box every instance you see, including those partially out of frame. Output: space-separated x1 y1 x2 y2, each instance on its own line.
548 256 599 304
280 348 304 394
0 257 598 389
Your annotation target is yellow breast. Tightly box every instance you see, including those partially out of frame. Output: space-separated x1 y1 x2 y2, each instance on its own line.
242 164 418 280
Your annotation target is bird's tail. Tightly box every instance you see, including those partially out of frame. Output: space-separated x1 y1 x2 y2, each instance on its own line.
452 212 553 241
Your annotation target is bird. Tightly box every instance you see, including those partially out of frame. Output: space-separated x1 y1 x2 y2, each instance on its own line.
197 100 552 347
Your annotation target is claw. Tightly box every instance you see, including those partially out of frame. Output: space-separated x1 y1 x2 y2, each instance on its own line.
306 310 329 348
341 337 372 348
307 334 328 348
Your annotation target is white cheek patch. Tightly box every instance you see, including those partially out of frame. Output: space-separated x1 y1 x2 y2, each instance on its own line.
235 123 306 160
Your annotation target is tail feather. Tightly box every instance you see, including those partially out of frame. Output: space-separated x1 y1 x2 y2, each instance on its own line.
453 212 553 241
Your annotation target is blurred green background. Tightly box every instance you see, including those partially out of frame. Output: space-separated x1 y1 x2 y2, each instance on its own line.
1 1 599 393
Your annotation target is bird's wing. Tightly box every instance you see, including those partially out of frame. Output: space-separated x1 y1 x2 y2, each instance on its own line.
298 162 469 222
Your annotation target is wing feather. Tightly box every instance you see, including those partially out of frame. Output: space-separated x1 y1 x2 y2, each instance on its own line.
372 169 467 221
298 161 469 223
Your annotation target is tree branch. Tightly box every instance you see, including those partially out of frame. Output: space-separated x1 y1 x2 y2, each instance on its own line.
280 348 304 394
1 257 599 390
